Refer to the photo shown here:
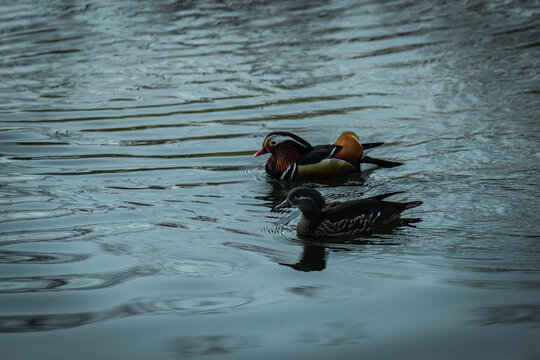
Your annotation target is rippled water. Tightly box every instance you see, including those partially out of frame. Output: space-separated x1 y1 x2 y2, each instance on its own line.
1 0 539 359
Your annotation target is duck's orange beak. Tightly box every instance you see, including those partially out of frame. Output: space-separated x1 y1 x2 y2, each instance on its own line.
254 146 269 157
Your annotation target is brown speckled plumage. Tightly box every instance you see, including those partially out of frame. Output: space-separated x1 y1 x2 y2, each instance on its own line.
275 187 422 238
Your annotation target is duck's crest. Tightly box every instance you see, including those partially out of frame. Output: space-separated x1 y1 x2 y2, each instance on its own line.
265 131 312 149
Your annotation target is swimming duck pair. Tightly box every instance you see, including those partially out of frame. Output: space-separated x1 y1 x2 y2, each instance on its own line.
254 131 422 237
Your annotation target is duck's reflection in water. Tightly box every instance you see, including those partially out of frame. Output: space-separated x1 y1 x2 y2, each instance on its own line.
279 243 328 272
278 217 421 272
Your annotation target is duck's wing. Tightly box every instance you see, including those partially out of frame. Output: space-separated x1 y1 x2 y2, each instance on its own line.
293 144 361 180
296 145 341 165
332 133 363 171
360 155 402 168
326 199 421 221
324 199 384 221
317 200 385 235
366 191 405 201
322 201 343 211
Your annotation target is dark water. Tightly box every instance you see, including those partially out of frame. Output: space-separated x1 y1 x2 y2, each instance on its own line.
1 0 539 359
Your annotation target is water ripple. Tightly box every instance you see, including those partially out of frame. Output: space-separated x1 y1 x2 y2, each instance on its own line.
0 228 91 247
0 250 89 264
0 293 251 333
0 0 539 356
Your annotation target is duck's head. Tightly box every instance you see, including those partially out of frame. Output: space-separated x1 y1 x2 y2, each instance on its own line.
254 131 312 158
275 187 325 212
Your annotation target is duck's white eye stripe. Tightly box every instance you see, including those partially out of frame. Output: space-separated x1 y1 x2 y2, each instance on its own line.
269 135 309 148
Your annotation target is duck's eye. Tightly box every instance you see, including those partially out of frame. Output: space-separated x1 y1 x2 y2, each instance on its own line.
295 194 301 199
270 140 277 146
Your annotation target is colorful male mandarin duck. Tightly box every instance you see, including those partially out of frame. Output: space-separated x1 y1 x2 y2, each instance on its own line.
275 187 422 238
254 131 401 180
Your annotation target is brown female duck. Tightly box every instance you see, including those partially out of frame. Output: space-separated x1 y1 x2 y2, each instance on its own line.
276 187 422 237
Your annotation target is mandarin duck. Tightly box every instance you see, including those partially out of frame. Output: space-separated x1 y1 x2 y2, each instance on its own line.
254 131 401 180
275 187 422 238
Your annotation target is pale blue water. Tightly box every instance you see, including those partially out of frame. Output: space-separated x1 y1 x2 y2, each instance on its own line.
1 1 539 359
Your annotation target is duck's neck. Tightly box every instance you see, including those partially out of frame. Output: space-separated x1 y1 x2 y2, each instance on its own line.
298 207 325 234
271 146 304 172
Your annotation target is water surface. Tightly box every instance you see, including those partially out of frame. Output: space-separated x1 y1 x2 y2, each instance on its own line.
1 1 539 359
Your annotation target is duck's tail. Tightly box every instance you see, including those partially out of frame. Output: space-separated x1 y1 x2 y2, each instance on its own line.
368 191 405 201
360 155 403 168
359 142 403 167
361 142 384 155
403 201 423 210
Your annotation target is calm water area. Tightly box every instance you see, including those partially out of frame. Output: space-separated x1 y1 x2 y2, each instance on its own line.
1 0 539 359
